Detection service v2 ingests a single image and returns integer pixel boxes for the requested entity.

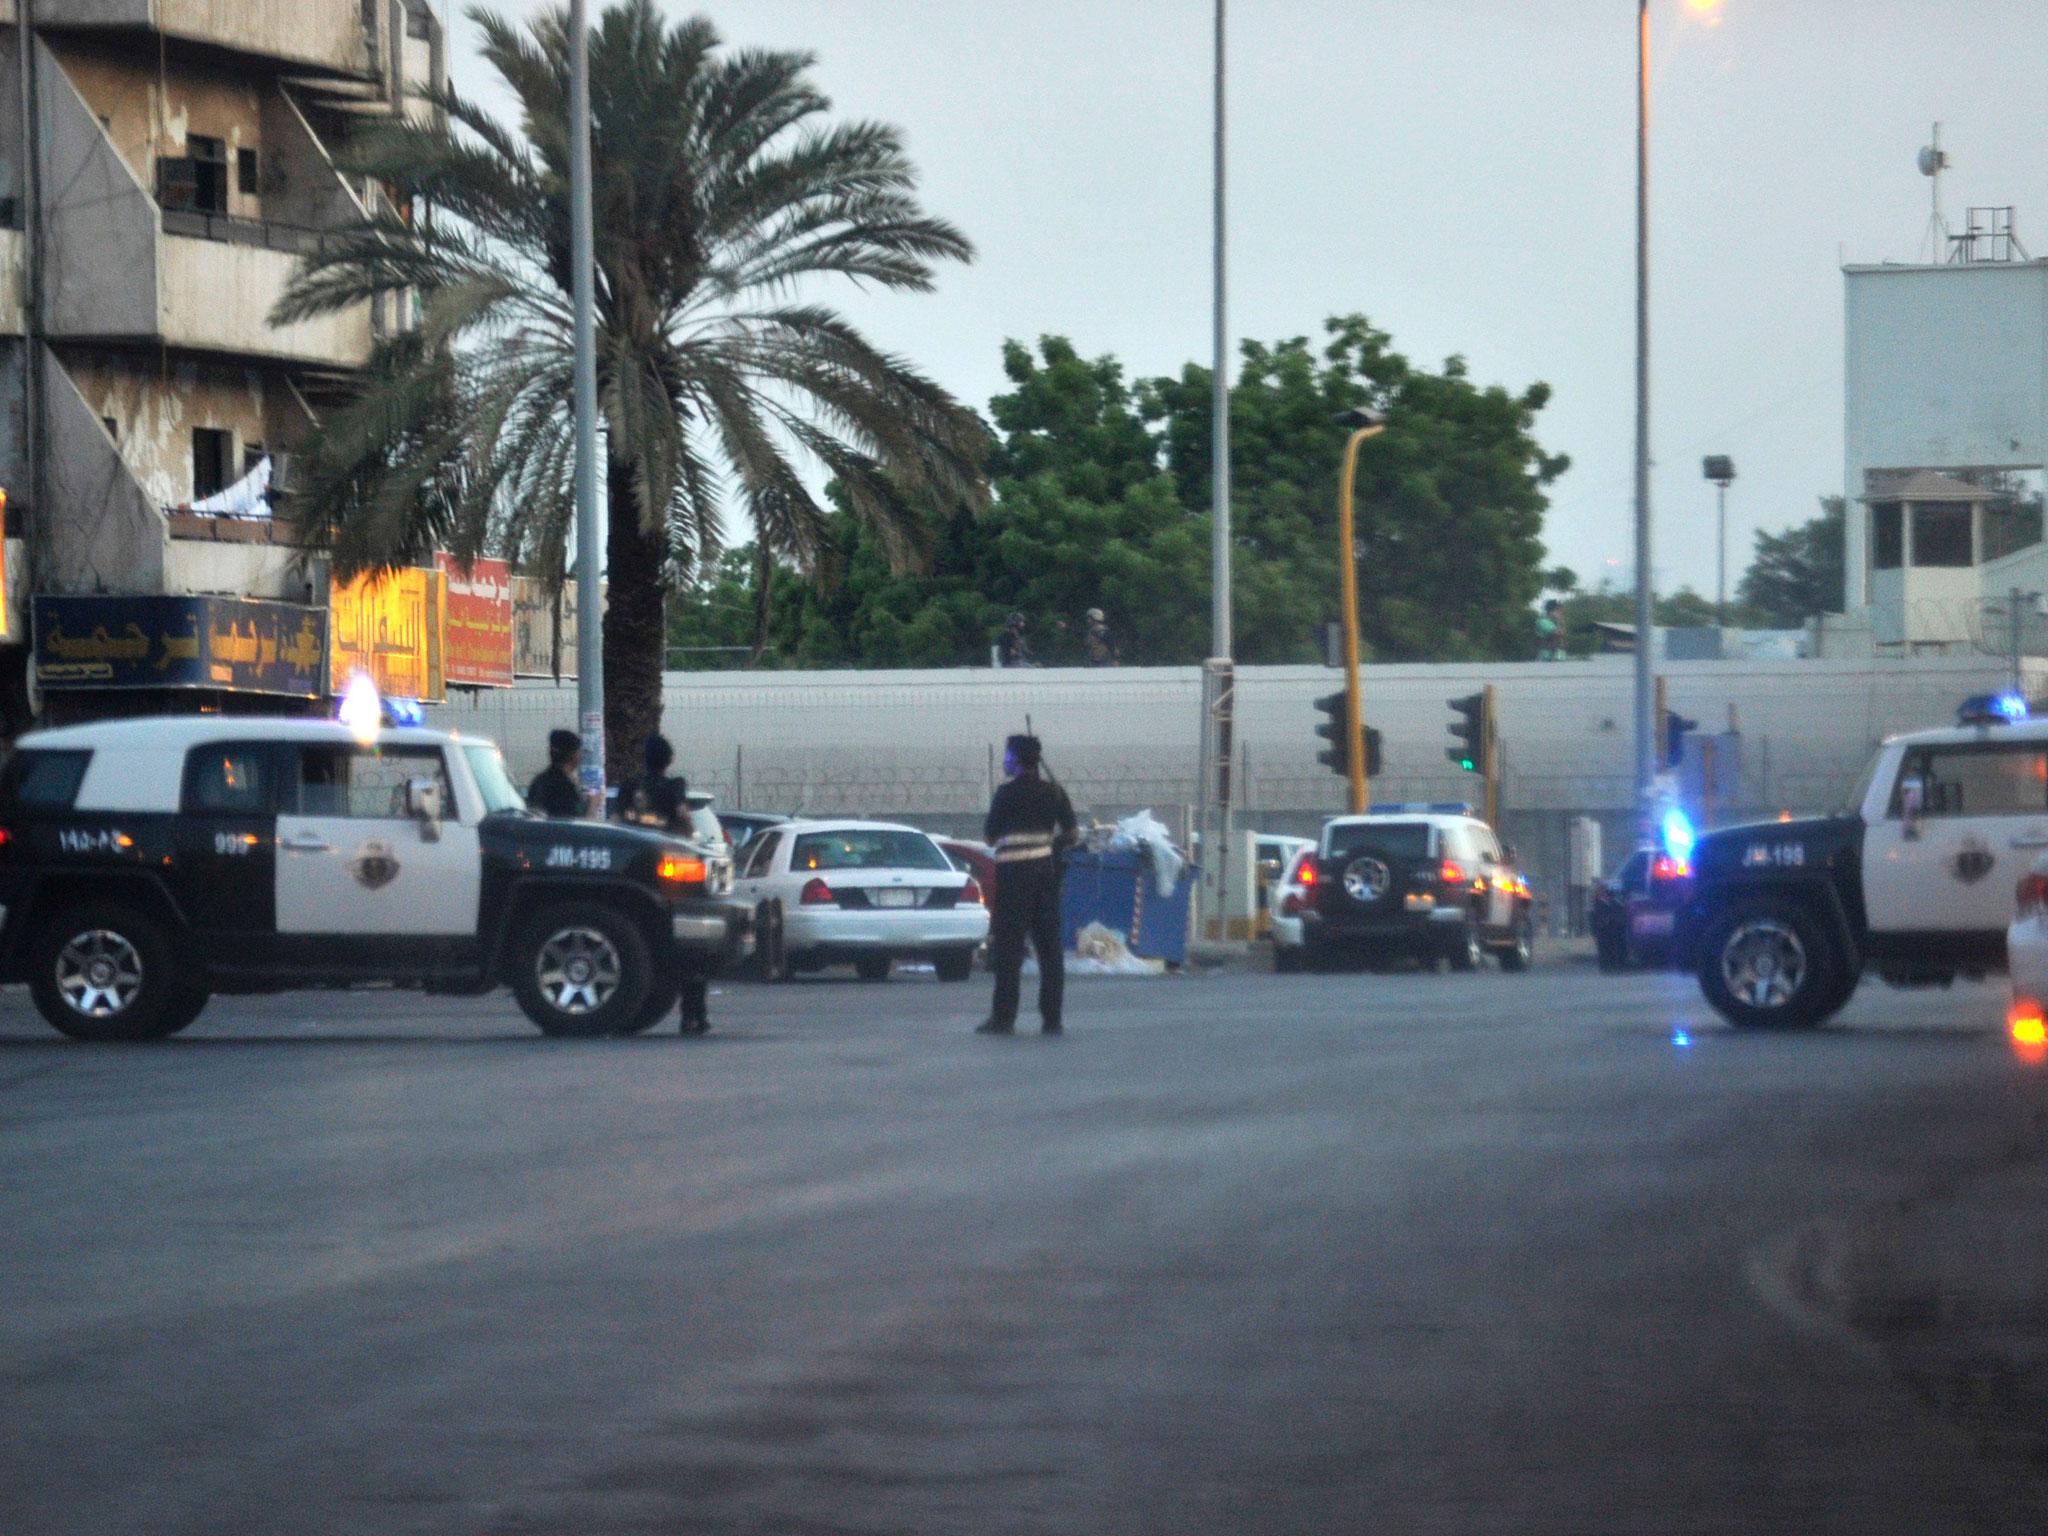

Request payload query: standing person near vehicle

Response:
[996,612,1037,668]
[613,733,713,1034]
[977,733,1079,1036]
[1536,598,1565,661]
[1083,608,1119,667]
[526,729,584,818]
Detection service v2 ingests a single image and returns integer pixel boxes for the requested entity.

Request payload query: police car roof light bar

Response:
[1958,692,2028,727]
[1364,802,1477,817]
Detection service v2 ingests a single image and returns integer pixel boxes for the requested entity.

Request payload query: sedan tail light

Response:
[1439,860,1468,887]
[800,877,836,906]
[1297,860,1318,888]
[961,877,985,906]
[2018,871,2048,918]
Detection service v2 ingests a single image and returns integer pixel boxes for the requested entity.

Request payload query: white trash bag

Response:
[1108,809,1185,896]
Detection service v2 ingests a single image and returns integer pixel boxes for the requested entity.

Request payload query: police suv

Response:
[1679,695,2047,1029]
[0,717,747,1040]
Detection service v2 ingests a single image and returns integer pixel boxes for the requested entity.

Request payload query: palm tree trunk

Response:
[749,542,773,666]
[603,458,668,786]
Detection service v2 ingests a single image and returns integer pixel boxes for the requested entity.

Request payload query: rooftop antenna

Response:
[1917,124,1951,264]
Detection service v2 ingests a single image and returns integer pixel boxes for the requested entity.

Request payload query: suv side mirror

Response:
[407,776,443,841]
[1899,776,1925,841]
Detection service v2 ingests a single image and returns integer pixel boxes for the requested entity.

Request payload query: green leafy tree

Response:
[277,0,985,773]
[1142,316,1569,661]
[1736,497,1846,628]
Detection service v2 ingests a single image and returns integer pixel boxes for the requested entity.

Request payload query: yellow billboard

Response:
[329,567,447,702]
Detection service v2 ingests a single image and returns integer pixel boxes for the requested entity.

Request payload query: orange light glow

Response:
[2010,1001,2047,1049]
[1297,861,1318,888]
[1684,0,1724,23]
[657,855,707,884]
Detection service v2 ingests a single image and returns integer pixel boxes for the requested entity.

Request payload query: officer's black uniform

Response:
[526,763,582,818]
[616,736,711,1034]
[979,736,1078,1035]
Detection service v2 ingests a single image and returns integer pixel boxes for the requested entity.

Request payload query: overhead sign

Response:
[329,568,446,702]
[435,553,514,688]
[33,595,327,696]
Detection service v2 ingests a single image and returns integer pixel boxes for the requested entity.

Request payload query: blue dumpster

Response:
[1059,849,1196,966]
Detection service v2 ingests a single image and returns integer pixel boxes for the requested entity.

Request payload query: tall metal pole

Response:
[1715,482,1729,622]
[1197,0,1236,937]
[568,0,605,814]
[17,1,46,606]
[1210,0,1230,662]
[1336,422,1385,814]
[1632,0,1655,841]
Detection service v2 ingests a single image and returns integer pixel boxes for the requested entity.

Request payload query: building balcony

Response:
[31,0,377,82]
[158,219,373,368]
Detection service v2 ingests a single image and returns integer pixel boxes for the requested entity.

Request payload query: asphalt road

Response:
[3,952,2045,1535]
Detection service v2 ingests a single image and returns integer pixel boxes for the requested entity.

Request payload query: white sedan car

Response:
[1269,846,1317,971]
[734,820,989,982]
[2006,856,2048,1051]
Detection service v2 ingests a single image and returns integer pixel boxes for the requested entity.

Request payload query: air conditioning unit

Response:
[267,452,295,495]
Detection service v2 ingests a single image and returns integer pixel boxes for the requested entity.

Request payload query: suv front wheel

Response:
[29,904,191,1042]
[1698,898,1847,1029]
[512,902,653,1038]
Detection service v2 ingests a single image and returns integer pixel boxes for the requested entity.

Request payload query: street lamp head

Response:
[1702,454,1735,486]
[1334,407,1386,431]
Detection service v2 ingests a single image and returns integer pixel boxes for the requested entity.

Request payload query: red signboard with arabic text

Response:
[435,553,515,688]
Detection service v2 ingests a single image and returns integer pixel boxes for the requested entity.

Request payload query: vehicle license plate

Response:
[876,888,916,908]
[1631,910,1675,936]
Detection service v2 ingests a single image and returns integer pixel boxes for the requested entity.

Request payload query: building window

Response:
[188,135,228,215]
[1911,504,1973,567]
[1871,501,1903,570]
[192,428,234,500]
[237,147,260,197]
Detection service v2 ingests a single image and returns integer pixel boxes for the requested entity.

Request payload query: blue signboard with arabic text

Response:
[33,595,328,697]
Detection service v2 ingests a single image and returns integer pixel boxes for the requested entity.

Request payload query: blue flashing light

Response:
[1671,1027,1692,1049]
[1370,802,1477,817]
[382,697,426,728]
[1959,692,2029,727]
[1660,807,1697,866]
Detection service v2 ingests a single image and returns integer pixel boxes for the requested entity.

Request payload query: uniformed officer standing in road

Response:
[527,729,584,817]
[977,734,1079,1036]
[614,733,712,1034]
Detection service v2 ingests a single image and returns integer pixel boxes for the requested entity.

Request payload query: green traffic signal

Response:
[1446,691,1484,773]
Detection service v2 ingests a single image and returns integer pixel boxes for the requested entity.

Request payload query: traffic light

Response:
[1315,691,1381,779]
[1446,692,1484,772]
[1315,691,1348,775]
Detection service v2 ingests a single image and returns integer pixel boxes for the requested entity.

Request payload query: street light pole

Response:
[568,0,605,814]
[1197,0,1236,938]
[1335,411,1387,814]
[1703,455,1736,624]
[1632,0,1655,842]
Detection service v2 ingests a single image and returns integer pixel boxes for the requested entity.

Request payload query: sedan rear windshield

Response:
[792,829,951,873]
[1324,822,1432,862]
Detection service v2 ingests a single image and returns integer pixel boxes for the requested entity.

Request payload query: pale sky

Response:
[445,0,2048,600]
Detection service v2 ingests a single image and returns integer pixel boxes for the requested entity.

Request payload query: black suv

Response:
[1299,811,1533,971]
[0,717,749,1040]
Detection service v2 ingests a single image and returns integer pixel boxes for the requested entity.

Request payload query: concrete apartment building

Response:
[0,1,444,722]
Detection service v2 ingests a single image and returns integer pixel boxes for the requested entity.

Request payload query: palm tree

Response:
[275,0,987,777]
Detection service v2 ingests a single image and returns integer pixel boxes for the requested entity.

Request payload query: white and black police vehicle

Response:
[1679,693,2048,1029]
[0,714,747,1040]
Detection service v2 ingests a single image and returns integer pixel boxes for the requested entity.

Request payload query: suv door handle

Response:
[279,833,332,853]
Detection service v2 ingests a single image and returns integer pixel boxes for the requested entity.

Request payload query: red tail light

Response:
[1279,893,1304,917]
[2018,872,2048,918]
[800,877,836,906]
[1439,860,1468,887]
[1297,860,1318,888]
[961,877,985,906]
[1652,855,1691,882]
[0,826,12,848]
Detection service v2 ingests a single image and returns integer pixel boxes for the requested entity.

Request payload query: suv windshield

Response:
[1324,822,1432,862]
[462,742,528,815]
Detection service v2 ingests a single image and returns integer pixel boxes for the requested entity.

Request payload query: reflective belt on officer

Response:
[995,831,1056,863]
